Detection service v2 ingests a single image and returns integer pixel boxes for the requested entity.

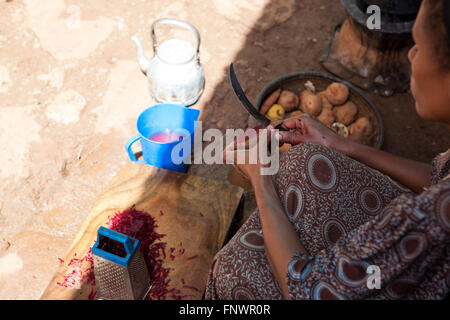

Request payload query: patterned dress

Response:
[205,143,450,300]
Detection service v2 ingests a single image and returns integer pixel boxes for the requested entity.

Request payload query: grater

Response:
[92,226,152,300]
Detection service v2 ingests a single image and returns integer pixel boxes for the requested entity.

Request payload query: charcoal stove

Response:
[321,0,422,96]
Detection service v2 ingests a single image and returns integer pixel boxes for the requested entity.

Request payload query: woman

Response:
[205,0,450,300]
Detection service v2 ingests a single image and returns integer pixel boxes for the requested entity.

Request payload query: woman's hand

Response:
[275,114,348,152]
[222,128,269,182]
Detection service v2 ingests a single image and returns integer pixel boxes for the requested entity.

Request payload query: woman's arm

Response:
[223,131,306,299]
[249,171,307,299]
[336,139,432,193]
[277,116,432,193]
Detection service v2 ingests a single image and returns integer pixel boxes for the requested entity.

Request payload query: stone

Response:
[24,0,115,60]
[0,65,10,93]
[0,106,41,180]
[0,253,23,275]
[94,60,151,135]
[37,68,65,90]
[45,90,86,124]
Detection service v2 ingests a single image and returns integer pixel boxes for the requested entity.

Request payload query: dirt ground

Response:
[0,0,449,300]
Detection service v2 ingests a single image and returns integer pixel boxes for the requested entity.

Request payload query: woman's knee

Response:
[277,143,335,180]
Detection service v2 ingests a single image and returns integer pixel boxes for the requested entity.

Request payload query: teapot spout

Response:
[131,35,151,76]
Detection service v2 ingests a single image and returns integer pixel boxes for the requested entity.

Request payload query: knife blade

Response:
[229,63,273,127]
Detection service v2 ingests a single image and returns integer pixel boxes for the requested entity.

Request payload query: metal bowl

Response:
[359,0,422,16]
[254,72,384,149]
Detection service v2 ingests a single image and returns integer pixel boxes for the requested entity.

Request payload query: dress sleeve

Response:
[286,181,450,300]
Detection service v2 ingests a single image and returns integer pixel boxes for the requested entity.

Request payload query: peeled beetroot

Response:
[57,206,199,300]
[278,90,299,112]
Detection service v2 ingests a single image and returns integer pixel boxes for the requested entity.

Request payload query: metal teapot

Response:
[132,19,205,106]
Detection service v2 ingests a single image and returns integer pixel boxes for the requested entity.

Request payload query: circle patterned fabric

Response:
[205,143,450,300]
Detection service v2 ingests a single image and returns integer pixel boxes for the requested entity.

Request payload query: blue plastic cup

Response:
[125,104,200,173]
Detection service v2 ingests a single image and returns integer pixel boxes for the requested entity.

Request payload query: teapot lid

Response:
[157,39,195,65]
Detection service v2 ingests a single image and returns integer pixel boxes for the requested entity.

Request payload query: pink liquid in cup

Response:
[149,130,184,143]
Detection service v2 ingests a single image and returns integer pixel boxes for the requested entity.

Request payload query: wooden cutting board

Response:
[40,162,243,300]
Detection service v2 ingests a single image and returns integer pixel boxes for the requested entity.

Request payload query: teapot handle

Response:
[151,18,201,62]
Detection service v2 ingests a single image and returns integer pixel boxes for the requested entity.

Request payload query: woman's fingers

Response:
[223,139,238,163]
[275,130,304,146]
[223,126,277,164]
[280,114,313,130]
[223,135,256,164]
[281,117,302,130]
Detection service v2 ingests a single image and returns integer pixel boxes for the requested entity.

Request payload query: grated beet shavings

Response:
[182,285,200,292]
[185,255,198,261]
[57,205,198,300]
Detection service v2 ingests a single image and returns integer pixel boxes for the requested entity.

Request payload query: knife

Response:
[229,63,285,130]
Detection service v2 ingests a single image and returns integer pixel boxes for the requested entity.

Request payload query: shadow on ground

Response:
[188,0,450,225]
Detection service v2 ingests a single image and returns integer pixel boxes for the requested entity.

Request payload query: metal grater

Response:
[92,226,152,300]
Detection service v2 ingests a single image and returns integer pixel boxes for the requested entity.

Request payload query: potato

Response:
[266,104,285,120]
[299,90,322,116]
[286,110,304,119]
[304,81,316,93]
[318,91,333,109]
[349,117,373,137]
[325,82,349,105]
[270,119,284,128]
[333,101,358,125]
[331,122,349,138]
[278,90,299,112]
[317,108,335,127]
[348,117,373,145]
[279,143,293,154]
[260,89,282,115]
[348,130,372,145]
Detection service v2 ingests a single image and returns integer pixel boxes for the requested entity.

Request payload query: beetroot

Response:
[57,205,199,300]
